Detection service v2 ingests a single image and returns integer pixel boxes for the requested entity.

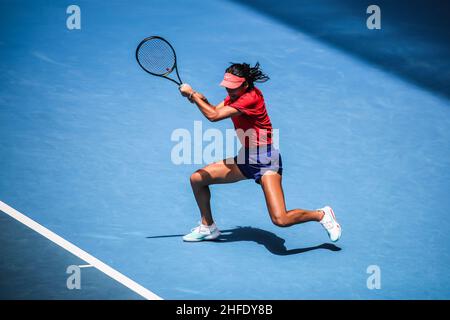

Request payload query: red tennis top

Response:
[224,87,273,148]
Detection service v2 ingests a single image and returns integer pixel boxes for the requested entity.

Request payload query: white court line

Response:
[0,200,163,300]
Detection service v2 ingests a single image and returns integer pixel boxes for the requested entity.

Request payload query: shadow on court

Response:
[232,0,450,99]
[146,226,341,256]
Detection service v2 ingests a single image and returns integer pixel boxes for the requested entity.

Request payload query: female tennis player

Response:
[179,63,341,242]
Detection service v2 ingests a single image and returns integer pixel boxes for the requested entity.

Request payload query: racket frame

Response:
[135,36,183,86]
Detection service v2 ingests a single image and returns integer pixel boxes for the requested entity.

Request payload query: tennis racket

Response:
[135,36,183,86]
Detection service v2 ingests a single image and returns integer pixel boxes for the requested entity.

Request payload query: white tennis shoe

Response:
[183,222,221,242]
[318,206,341,242]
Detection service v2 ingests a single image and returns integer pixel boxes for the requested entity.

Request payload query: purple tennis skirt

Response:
[234,144,283,184]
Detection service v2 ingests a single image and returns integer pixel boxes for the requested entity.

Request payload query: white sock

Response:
[202,222,216,229]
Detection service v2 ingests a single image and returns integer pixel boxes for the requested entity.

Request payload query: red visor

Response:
[220,73,246,89]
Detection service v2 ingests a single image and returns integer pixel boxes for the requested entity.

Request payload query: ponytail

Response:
[225,62,269,89]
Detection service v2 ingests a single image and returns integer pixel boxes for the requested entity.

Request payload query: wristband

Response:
[188,91,196,100]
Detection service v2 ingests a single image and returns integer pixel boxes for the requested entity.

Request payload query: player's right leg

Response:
[183,158,247,242]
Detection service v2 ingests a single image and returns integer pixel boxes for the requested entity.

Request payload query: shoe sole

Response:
[327,206,342,242]
[183,232,221,242]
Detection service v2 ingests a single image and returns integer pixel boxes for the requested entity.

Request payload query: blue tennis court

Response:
[1,0,449,300]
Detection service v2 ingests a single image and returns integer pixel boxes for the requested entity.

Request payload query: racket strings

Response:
[137,39,176,75]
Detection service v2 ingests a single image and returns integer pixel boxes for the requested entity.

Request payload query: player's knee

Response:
[190,171,205,187]
[270,214,289,227]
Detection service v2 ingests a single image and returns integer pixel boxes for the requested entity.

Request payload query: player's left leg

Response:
[260,172,323,227]
[260,172,341,241]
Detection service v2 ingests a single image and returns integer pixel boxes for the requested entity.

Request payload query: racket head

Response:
[135,36,182,85]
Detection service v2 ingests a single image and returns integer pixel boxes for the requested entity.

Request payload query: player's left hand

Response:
[179,83,194,97]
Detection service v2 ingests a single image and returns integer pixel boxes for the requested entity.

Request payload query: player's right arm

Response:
[179,84,240,122]
[187,92,224,110]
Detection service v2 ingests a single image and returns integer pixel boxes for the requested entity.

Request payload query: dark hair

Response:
[225,62,269,89]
